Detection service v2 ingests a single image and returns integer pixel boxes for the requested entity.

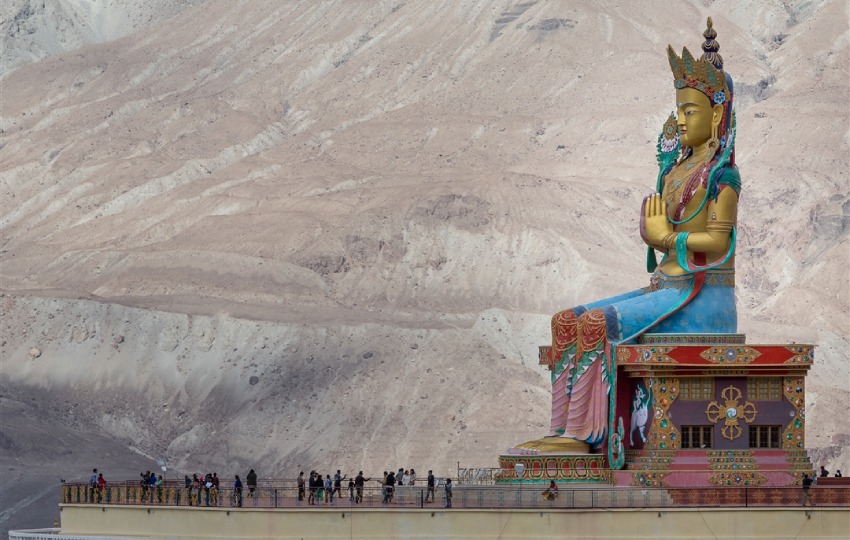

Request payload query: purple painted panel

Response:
[668,377,782,450]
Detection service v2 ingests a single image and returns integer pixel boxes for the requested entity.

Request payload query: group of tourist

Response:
[298,470,348,504]
[179,469,258,507]
[801,464,844,507]
[374,468,410,503]
[85,465,458,508]
[87,468,107,502]
[89,459,845,511]
[819,465,842,478]
[139,470,166,503]
[85,468,166,504]
[294,468,449,506]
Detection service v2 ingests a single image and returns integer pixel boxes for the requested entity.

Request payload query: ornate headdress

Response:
[659,18,735,160]
[667,17,730,106]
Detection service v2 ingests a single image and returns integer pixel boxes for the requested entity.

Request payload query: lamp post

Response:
[514,463,525,508]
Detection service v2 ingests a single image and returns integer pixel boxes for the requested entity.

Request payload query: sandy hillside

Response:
[1,0,848,533]
[1,0,204,74]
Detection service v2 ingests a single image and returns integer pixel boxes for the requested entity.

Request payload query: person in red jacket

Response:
[97,473,107,502]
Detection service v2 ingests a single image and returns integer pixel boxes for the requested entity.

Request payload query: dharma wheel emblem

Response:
[705,385,756,441]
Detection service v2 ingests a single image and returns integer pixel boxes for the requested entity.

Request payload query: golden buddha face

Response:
[676,87,723,148]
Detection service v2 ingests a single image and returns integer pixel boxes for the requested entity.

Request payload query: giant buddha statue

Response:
[518,18,739,457]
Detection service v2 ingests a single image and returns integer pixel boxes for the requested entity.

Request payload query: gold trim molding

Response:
[700,346,761,364]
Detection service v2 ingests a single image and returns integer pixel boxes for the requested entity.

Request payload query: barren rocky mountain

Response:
[1,0,205,74]
[1,0,848,533]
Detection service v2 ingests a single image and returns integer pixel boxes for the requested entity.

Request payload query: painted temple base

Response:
[611,333,813,489]
[499,333,815,488]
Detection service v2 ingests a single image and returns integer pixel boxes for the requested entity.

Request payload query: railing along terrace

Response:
[61,481,850,509]
[8,529,136,540]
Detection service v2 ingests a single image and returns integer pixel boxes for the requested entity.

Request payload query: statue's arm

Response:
[683,186,738,253]
[643,182,738,254]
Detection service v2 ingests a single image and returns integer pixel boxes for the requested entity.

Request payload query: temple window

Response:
[681,425,713,449]
[749,425,782,448]
[746,377,782,400]
[679,378,714,400]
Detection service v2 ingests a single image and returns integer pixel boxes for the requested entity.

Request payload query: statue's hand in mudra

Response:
[641,193,674,248]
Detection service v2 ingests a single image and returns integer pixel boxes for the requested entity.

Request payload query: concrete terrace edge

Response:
[53,504,850,539]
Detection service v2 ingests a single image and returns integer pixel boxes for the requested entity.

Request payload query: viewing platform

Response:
[9,481,849,540]
[56,479,850,509]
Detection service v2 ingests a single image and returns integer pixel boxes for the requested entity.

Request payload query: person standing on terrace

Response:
[88,469,98,502]
[802,473,814,506]
[233,475,243,508]
[154,475,164,503]
[324,474,333,504]
[333,470,345,501]
[97,473,107,502]
[246,469,257,498]
[308,471,318,505]
[425,470,435,503]
[297,471,305,502]
[354,471,369,503]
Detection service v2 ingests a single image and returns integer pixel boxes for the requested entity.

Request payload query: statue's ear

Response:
[712,103,724,128]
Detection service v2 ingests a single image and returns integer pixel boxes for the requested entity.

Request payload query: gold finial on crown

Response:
[667,18,729,105]
[701,17,723,70]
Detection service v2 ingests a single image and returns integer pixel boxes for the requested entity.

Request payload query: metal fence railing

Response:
[7,529,136,540]
[60,482,850,509]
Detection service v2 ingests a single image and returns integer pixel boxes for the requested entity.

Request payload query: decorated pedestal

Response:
[611,333,813,489]
[497,333,814,488]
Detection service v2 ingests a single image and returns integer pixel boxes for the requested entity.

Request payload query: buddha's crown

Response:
[667,18,730,105]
